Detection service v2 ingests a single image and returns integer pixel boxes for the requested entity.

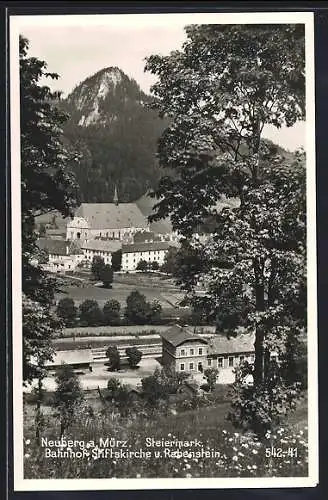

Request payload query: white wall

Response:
[122,248,167,271]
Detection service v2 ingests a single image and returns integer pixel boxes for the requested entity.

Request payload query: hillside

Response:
[61,67,167,203]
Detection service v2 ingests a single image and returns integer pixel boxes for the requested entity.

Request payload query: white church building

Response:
[66,188,149,242]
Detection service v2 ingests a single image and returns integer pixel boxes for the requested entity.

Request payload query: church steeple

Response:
[113,184,119,206]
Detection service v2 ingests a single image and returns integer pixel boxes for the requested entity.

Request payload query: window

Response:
[208,358,212,366]
[190,348,194,356]
[198,348,203,355]
[228,356,234,367]
[189,363,194,371]
[180,363,185,371]
[239,355,245,364]
[218,357,223,368]
[180,349,185,356]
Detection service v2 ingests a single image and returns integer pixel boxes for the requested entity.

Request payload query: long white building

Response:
[121,241,178,272]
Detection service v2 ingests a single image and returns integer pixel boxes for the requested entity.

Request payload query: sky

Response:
[14,14,308,152]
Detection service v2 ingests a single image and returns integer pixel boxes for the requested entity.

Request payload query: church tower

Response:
[113,184,119,206]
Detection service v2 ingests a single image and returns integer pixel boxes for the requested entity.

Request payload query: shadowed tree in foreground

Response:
[20,35,80,384]
[145,24,306,434]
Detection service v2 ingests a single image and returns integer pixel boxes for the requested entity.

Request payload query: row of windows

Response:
[180,362,200,371]
[179,351,255,367]
[85,250,111,256]
[179,355,255,372]
[180,348,203,356]
[214,354,255,368]
[126,251,164,259]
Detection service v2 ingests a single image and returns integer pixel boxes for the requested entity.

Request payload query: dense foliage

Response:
[20,36,80,382]
[146,24,306,433]
[106,345,121,371]
[103,299,121,326]
[79,299,103,326]
[53,365,85,436]
[124,290,163,325]
[60,67,167,202]
[56,298,77,327]
[99,264,114,288]
[125,347,142,368]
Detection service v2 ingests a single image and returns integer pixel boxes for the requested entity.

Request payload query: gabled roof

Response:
[207,333,255,355]
[161,325,208,348]
[45,349,93,367]
[37,238,69,256]
[81,240,122,252]
[122,241,178,254]
[72,203,147,230]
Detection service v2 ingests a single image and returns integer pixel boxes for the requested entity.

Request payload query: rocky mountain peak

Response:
[64,66,147,128]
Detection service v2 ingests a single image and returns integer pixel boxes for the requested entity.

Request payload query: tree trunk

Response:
[254,259,265,385]
[35,376,43,443]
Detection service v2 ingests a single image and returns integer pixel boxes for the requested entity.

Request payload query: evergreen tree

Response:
[111,250,122,272]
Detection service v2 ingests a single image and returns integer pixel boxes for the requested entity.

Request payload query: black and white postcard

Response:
[10,11,318,491]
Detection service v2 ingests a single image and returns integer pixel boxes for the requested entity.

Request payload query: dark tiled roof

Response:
[81,240,122,252]
[161,326,208,348]
[207,333,255,355]
[73,203,147,230]
[122,241,178,254]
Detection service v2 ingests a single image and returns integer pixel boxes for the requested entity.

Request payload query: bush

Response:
[125,347,142,368]
[106,345,121,371]
[203,367,219,391]
[148,300,162,324]
[150,261,160,271]
[56,298,77,327]
[53,365,84,436]
[136,260,149,272]
[103,300,121,326]
[106,377,130,407]
[227,361,303,436]
[79,299,103,326]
